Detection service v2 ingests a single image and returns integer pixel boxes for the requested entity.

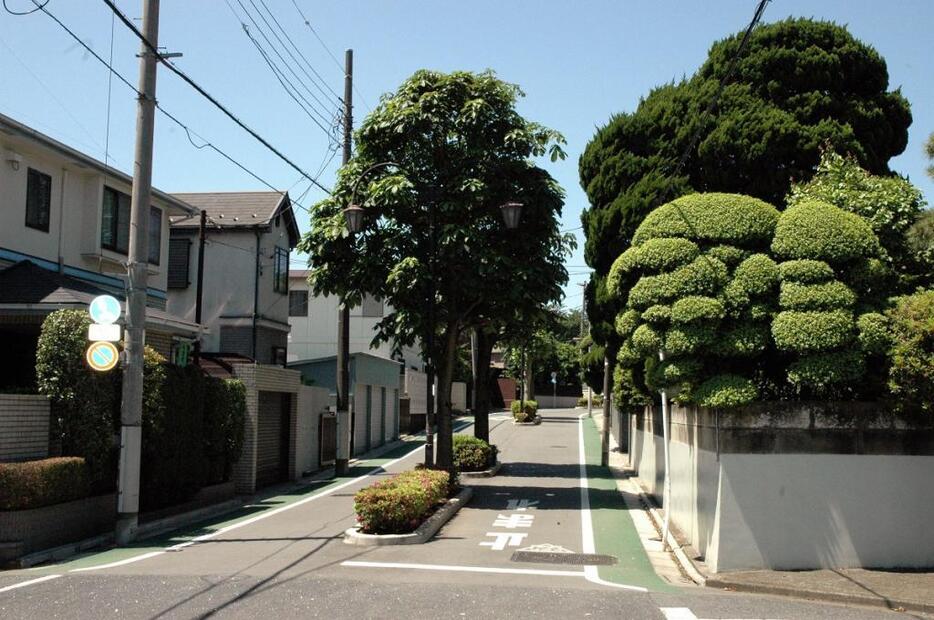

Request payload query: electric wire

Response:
[2,0,46,15]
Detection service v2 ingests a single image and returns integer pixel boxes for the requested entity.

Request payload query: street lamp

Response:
[341,161,522,468]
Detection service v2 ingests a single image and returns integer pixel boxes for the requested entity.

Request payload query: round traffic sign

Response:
[86,341,119,372]
[89,295,121,325]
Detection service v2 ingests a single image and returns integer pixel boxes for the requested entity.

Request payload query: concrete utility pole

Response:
[193,209,206,362]
[601,355,611,467]
[116,0,160,545]
[335,49,353,476]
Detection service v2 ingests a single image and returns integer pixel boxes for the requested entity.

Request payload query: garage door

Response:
[256,392,290,488]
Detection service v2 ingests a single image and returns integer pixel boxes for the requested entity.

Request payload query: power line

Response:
[98,0,333,195]
[2,0,46,15]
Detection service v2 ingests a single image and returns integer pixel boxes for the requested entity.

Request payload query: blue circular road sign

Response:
[89,295,121,325]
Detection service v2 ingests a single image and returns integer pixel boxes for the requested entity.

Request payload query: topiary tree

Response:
[608,193,780,408]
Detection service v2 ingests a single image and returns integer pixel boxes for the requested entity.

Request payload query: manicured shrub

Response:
[671,296,725,323]
[772,200,879,263]
[886,290,934,425]
[787,349,865,389]
[712,323,770,357]
[615,309,641,338]
[646,358,702,390]
[692,374,757,408]
[729,254,780,297]
[453,435,496,471]
[772,310,854,352]
[641,305,672,325]
[664,324,717,356]
[856,312,890,355]
[632,193,779,247]
[613,238,699,275]
[707,244,748,266]
[0,457,89,510]
[511,399,538,422]
[627,256,728,308]
[631,324,663,356]
[779,259,835,284]
[353,469,452,534]
[779,281,856,311]
[576,393,604,407]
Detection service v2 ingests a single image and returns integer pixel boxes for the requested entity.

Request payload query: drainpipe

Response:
[57,168,67,272]
[252,229,261,361]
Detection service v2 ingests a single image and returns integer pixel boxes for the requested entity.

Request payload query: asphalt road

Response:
[0,408,912,619]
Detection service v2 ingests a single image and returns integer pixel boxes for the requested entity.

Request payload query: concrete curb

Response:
[460,460,502,478]
[343,486,473,546]
[704,576,934,616]
[513,416,542,426]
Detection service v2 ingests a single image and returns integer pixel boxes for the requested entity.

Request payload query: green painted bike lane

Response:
[581,414,676,593]
[18,437,430,575]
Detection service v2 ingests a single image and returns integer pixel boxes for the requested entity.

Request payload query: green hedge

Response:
[631,324,663,356]
[664,324,717,356]
[671,296,725,323]
[202,378,247,485]
[627,256,728,309]
[0,457,89,511]
[641,304,672,325]
[730,254,780,297]
[707,244,749,266]
[712,323,770,357]
[772,310,854,352]
[632,193,779,247]
[353,469,452,534]
[453,435,497,472]
[772,200,879,263]
[647,358,702,390]
[787,349,865,389]
[613,238,699,275]
[692,374,758,409]
[886,290,934,424]
[779,281,856,311]
[779,259,835,284]
[615,309,641,338]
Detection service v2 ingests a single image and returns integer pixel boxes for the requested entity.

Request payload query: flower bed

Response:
[353,469,453,535]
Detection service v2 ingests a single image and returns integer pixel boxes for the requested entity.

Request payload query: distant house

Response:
[0,112,200,389]
[166,191,299,366]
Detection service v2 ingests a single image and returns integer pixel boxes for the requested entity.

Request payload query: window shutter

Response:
[168,237,191,288]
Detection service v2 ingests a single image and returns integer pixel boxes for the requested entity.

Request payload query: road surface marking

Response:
[342,560,585,578]
[577,413,649,593]
[492,513,534,528]
[505,499,538,511]
[660,608,699,620]
[0,574,61,593]
[69,442,429,572]
[480,532,528,550]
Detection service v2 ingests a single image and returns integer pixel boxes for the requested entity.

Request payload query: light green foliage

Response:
[772,200,879,263]
[779,281,856,311]
[856,312,890,355]
[627,256,728,309]
[886,291,934,425]
[779,259,835,284]
[708,245,749,267]
[641,305,672,325]
[787,349,866,389]
[693,374,758,409]
[712,323,770,357]
[664,324,717,356]
[724,254,779,307]
[632,193,779,247]
[618,338,641,366]
[615,238,700,275]
[647,358,703,390]
[631,324,663,356]
[772,310,854,352]
[671,296,725,323]
[615,309,641,338]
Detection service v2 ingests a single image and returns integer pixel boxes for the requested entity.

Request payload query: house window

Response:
[273,246,289,293]
[167,237,191,288]
[272,346,287,367]
[101,186,161,265]
[25,168,52,232]
[361,294,383,318]
[289,290,308,317]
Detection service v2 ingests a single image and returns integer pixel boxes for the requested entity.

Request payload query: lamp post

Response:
[342,164,521,467]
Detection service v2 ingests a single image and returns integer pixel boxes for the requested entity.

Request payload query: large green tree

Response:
[579,17,912,359]
[298,70,568,469]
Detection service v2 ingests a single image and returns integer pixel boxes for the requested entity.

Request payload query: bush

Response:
[787,349,865,390]
[631,324,663,356]
[772,310,854,352]
[615,309,641,338]
[856,312,891,355]
[712,323,770,357]
[0,457,90,510]
[707,244,749,266]
[779,281,856,311]
[664,324,717,356]
[632,193,779,247]
[692,374,757,408]
[353,469,452,534]
[779,259,835,284]
[886,290,934,425]
[641,304,672,325]
[613,238,699,275]
[453,435,496,471]
[772,200,879,263]
[671,296,725,323]
[729,254,780,297]
[627,256,728,308]
[202,378,247,485]
[511,399,538,415]
[576,393,604,407]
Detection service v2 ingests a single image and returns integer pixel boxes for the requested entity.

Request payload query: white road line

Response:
[0,574,62,593]
[70,442,428,572]
[342,560,586,578]
[660,608,699,620]
[577,413,649,593]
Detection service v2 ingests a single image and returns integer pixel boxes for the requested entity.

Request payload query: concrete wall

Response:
[451,382,467,412]
[630,403,934,572]
[296,385,330,476]
[538,395,581,409]
[405,368,429,415]
[0,394,49,462]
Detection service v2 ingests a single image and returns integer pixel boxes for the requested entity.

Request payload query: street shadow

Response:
[465,483,639,513]
[498,461,607,479]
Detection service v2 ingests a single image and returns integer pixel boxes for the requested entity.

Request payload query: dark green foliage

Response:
[353,469,452,534]
[856,312,890,355]
[730,254,780,297]
[201,379,247,485]
[779,259,836,284]
[787,349,865,389]
[0,457,89,510]
[712,323,770,357]
[511,399,538,419]
[693,375,757,409]
[627,256,728,309]
[772,200,879,263]
[772,310,854,352]
[664,324,718,356]
[779,281,856,311]
[612,364,652,413]
[647,358,703,390]
[886,290,934,425]
[453,435,496,472]
[632,193,778,247]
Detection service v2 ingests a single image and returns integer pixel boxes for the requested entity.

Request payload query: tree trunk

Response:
[472,329,496,443]
[525,356,535,401]
[434,319,460,471]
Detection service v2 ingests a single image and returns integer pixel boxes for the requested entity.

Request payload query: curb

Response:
[513,416,542,426]
[343,486,473,546]
[460,460,502,478]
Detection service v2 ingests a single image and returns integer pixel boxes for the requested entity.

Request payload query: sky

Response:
[1,0,932,312]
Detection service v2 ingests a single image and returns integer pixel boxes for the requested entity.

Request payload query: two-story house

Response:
[0,113,200,389]
[166,192,299,365]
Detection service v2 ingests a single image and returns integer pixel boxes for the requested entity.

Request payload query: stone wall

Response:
[0,394,49,462]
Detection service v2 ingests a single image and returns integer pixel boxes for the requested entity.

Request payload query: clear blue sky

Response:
[2,1,931,310]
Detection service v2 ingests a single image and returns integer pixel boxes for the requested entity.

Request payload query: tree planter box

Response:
[343,486,473,546]
[629,402,934,573]
[0,493,115,564]
[460,460,502,478]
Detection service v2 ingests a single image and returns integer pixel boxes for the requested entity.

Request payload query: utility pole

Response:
[335,49,353,476]
[116,0,160,545]
[193,209,206,362]
[601,355,611,467]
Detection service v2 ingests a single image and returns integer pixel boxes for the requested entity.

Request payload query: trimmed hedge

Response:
[641,304,672,325]
[0,457,90,511]
[671,296,725,323]
[453,435,497,472]
[615,309,641,338]
[779,259,835,284]
[631,324,663,356]
[632,193,779,247]
[627,256,728,309]
[772,310,854,352]
[664,324,717,356]
[772,200,879,263]
[886,290,934,424]
[613,238,699,275]
[511,399,538,422]
[707,244,749,266]
[692,374,758,409]
[353,469,452,534]
[787,349,865,389]
[712,323,770,357]
[779,281,856,311]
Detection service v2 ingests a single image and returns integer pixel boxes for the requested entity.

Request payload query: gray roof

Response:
[170,191,300,247]
[0,112,197,216]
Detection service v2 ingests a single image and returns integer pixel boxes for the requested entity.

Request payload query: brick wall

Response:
[0,394,50,462]
[146,331,173,358]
